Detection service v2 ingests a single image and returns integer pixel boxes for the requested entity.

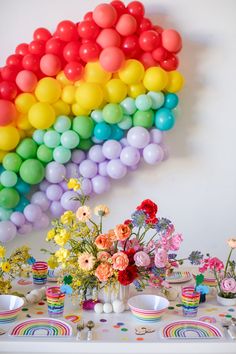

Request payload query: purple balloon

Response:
[50,201,65,217]
[65,162,79,179]
[98,160,109,177]
[31,191,51,211]
[106,159,127,179]
[33,213,50,229]
[46,184,63,201]
[24,204,42,223]
[79,159,98,178]
[18,222,33,235]
[120,146,140,166]
[45,162,66,183]
[102,140,122,160]
[88,145,105,163]
[120,138,129,147]
[129,163,139,171]
[92,175,110,194]
[80,178,92,195]
[10,212,26,227]
[160,143,169,161]
[92,137,103,144]
[71,149,86,164]
[60,180,69,191]
[143,143,164,164]
[150,128,163,144]
[39,180,51,192]
[127,127,150,149]
[60,191,80,211]
[0,221,17,242]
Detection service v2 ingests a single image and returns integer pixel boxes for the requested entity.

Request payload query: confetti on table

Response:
[113,325,120,329]
[176,304,183,307]
[36,311,44,315]
[38,301,45,306]
[26,314,31,318]
[100,319,107,323]
[168,306,175,310]
[225,314,232,318]
[121,328,128,332]
[22,308,29,312]
[117,322,125,326]
[228,308,235,312]
[136,337,144,341]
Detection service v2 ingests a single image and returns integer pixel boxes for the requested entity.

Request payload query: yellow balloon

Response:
[128,82,146,98]
[104,79,127,103]
[119,59,145,85]
[74,80,85,87]
[75,83,104,110]
[84,61,111,84]
[112,72,120,79]
[143,67,168,92]
[28,102,55,129]
[0,125,20,151]
[16,113,32,131]
[15,93,36,114]
[0,150,7,162]
[18,129,27,139]
[52,100,71,116]
[61,85,76,104]
[71,103,91,116]
[25,129,34,137]
[165,71,185,93]
[56,71,72,86]
[35,77,61,103]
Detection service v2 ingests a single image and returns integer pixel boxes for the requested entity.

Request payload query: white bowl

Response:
[128,294,169,313]
[0,295,24,323]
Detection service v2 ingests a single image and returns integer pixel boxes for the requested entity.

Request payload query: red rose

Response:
[137,199,158,218]
[124,219,132,226]
[118,265,138,286]
[124,248,136,264]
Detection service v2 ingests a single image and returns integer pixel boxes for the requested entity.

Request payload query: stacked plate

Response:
[128,294,169,322]
[0,295,24,323]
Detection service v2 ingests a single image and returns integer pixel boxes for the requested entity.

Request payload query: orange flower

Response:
[112,252,129,271]
[227,238,236,249]
[114,224,131,241]
[107,229,117,242]
[95,234,112,250]
[95,263,113,282]
[97,251,111,262]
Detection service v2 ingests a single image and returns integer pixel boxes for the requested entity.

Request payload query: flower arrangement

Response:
[45,179,202,301]
[199,239,236,299]
[0,244,33,294]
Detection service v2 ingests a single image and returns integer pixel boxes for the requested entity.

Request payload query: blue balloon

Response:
[155,108,175,131]
[93,122,112,140]
[15,178,30,195]
[110,125,124,141]
[14,196,30,212]
[164,93,179,109]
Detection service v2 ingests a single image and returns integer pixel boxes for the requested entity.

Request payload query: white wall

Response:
[0,0,236,261]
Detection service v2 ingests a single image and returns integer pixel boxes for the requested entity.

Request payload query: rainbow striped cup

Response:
[0,295,24,324]
[32,261,48,285]
[46,286,65,318]
[181,286,200,317]
[128,294,169,322]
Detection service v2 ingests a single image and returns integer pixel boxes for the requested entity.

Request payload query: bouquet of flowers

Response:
[45,179,202,300]
[199,239,236,299]
[0,244,33,294]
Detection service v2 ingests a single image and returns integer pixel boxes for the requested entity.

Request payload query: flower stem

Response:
[224,248,233,278]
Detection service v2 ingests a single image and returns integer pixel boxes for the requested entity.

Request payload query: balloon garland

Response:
[0,1,184,242]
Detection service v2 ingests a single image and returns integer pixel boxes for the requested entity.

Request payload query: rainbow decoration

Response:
[0,295,24,324]
[46,286,65,317]
[0,308,22,324]
[193,274,217,287]
[129,307,167,322]
[166,271,192,284]
[0,1,185,243]
[181,286,200,317]
[32,261,48,285]
[162,320,223,339]
[10,318,72,337]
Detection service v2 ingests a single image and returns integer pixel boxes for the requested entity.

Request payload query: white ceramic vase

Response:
[216,294,236,306]
[98,283,130,304]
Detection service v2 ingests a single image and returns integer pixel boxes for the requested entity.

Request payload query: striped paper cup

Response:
[128,294,169,322]
[46,286,65,317]
[0,295,24,324]
[32,261,48,285]
[181,286,200,317]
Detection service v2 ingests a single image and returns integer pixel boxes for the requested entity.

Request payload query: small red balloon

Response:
[96,28,121,49]
[121,35,141,58]
[6,54,22,68]
[93,3,118,28]
[110,1,126,17]
[64,61,84,81]
[161,29,182,53]
[153,25,163,34]
[83,11,93,21]
[40,54,61,76]
[116,14,137,36]
[45,37,65,57]
[1,65,19,81]
[63,41,81,62]
[139,30,161,52]
[0,99,17,126]
[16,70,38,92]
[56,20,78,42]
[139,52,157,69]
[152,47,168,62]
[29,40,45,56]
[22,54,40,72]
[77,20,100,40]
[79,42,101,63]
[99,46,125,72]
[138,17,153,33]
[15,43,29,56]
[33,27,52,42]
[160,53,179,71]
[127,1,145,19]
[0,81,17,101]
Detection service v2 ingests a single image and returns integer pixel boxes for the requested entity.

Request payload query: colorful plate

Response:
[166,271,192,284]
[162,320,223,339]
[192,274,217,287]
[10,318,72,337]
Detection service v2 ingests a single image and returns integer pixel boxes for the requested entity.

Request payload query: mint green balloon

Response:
[32,130,45,145]
[0,207,12,220]
[37,144,53,163]
[53,146,71,164]
[118,115,133,130]
[2,152,22,172]
[19,159,45,185]
[44,130,61,148]
[0,188,20,209]
[16,138,38,159]
[133,109,154,129]
[61,130,80,149]
[53,115,71,133]
[103,103,123,124]
[78,139,93,151]
[73,116,94,139]
[120,97,136,115]
[135,94,152,111]
[147,91,165,109]
[91,110,103,123]
[0,171,18,187]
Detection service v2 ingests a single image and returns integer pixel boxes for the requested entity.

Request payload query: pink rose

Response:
[169,234,183,251]
[112,252,129,271]
[154,249,168,268]
[134,251,151,267]
[97,251,111,262]
[95,263,113,282]
[221,278,236,294]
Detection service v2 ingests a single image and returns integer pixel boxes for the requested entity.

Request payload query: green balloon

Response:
[72,116,94,139]
[0,170,18,187]
[118,115,133,130]
[133,109,155,129]
[0,207,13,220]
[16,138,38,159]
[103,103,123,124]
[0,188,20,209]
[2,152,22,172]
[0,183,4,191]
[19,159,45,185]
[53,146,71,164]
[78,138,93,151]
[37,144,53,163]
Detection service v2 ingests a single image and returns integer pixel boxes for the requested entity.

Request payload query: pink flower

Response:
[221,278,236,294]
[95,234,112,250]
[154,249,168,268]
[148,274,163,288]
[208,257,224,272]
[120,238,141,252]
[134,251,151,267]
[114,224,131,241]
[97,251,111,262]
[227,238,236,249]
[112,252,129,271]
[169,234,183,251]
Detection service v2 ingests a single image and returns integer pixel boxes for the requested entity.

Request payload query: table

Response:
[0,274,236,354]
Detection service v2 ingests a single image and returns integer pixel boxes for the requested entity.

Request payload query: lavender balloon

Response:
[80,178,92,195]
[120,138,129,147]
[33,213,50,229]
[10,212,26,227]
[18,222,33,235]
[45,162,66,183]
[46,184,63,201]
[71,149,86,164]
[0,221,17,242]
[120,146,141,166]
[106,159,127,179]
[60,180,69,191]
[39,180,51,192]
[102,140,122,160]
[143,143,164,164]
[50,201,65,217]
[31,191,51,211]
[24,204,42,223]
[98,161,109,177]
[79,160,98,179]
[150,128,163,144]
[92,175,110,194]
[127,127,150,149]
[88,145,106,163]
[60,191,80,211]
[65,162,79,179]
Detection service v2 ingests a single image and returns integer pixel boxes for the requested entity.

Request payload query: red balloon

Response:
[139,52,157,69]
[99,46,125,72]
[0,81,18,101]
[116,14,137,36]
[79,42,101,63]
[127,1,145,20]
[29,40,45,56]
[96,28,121,49]
[93,3,118,28]
[138,17,153,34]
[110,1,126,16]
[15,43,29,56]
[64,61,84,81]
[56,20,78,42]
[160,53,179,71]
[153,25,163,34]
[83,11,93,21]
[0,99,17,126]
[77,20,100,40]
[162,29,182,53]
[1,65,19,81]
[121,35,141,58]
[16,70,38,92]
[22,54,40,72]
[139,30,161,52]
[40,54,61,76]
[63,41,81,62]
[45,38,65,57]
[6,54,22,68]
[33,27,52,42]
[152,47,168,62]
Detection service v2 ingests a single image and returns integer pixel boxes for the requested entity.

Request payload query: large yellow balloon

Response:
[75,83,104,110]
[84,62,111,84]
[16,113,32,130]
[35,77,61,103]
[0,126,20,151]
[165,71,185,93]
[15,93,36,114]
[52,100,70,116]
[71,103,91,116]
[61,85,76,104]
[143,67,168,91]
[119,59,145,85]
[56,71,72,86]
[104,79,127,103]
[128,82,146,98]
[28,102,55,129]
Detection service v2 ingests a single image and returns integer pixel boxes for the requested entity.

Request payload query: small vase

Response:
[216,294,236,306]
[98,283,130,304]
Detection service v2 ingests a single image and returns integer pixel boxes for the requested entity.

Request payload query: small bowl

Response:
[128,294,169,322]
[0,295,24,323]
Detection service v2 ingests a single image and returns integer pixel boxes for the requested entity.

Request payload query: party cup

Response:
[181,286,200,317]
[32,261,48,285]
[46,286,65,317]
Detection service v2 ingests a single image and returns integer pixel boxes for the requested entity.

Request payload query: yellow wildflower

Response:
[94,204,110,217]
[46,229,56,241]
[0,246,6,258]
[1,262,11,273]
[74,279,81,287]
[60,211,75,225]
[67,178,81,191]
[47,255,58,269]
[55,248,70,263]
[54,229,71,247]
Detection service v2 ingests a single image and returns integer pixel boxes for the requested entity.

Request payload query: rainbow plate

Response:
[166,271,192,284]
